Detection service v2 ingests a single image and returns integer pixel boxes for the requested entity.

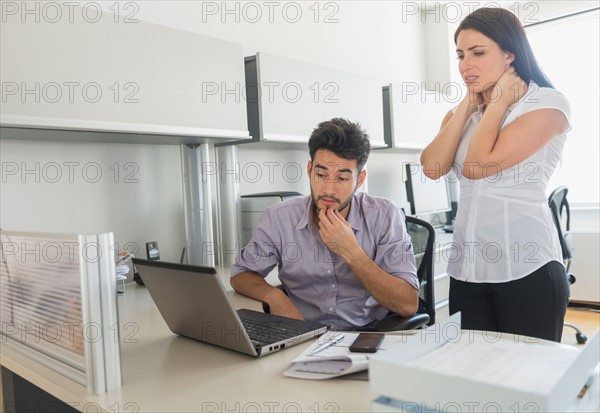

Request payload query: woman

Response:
[420,7,571,342]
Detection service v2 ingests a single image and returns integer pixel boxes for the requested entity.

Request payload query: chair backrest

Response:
[548,186,574,268]
[405,215,436,326]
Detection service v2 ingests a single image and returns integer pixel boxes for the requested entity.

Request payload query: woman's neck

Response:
[482,87,496,108]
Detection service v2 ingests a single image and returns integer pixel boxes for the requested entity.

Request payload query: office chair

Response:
[262,215,436,332]
[369,216,436,331]
[548,186,587,344]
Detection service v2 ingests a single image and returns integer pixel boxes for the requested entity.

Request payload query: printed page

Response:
[405,336,580,394]
[284,331,414,380]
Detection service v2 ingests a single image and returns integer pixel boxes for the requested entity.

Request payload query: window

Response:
[526,9,600,206]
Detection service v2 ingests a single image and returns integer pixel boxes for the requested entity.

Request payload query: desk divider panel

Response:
[0,231,121,394]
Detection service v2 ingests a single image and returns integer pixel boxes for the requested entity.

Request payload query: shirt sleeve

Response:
[230,207,281,278]
[521,86,572,134]
[373,202,419,290]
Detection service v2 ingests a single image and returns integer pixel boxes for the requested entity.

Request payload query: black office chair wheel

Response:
[576,332,588,344]
[564,322,587,344]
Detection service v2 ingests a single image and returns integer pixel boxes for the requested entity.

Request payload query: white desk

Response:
[3,280,598,413]
[1,282,375,412]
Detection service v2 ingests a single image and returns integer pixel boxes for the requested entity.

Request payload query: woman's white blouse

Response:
[448,85,571,283]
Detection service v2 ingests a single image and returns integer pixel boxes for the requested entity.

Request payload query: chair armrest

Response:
[372,313,430,332]
[264,286,430,332]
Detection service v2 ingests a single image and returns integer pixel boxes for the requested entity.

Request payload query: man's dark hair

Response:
[308,118,371,171]
[454,7,553,88]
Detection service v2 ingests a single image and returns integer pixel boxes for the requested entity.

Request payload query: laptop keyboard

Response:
[240,317,299,344]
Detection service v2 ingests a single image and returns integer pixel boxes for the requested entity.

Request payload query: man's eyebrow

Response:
[314,163,353,174]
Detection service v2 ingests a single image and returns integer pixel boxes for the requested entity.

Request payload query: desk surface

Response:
[1,281,374,412]
[2,276,596,413]
[0,232,475,413]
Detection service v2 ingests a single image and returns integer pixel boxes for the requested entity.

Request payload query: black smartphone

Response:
[146,241,160,261]
[349,333,384,353]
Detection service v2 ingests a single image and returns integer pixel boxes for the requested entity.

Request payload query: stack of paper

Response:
[115,252,132,294]
[116,264,129,278]
[284,331,414,380]
[370,314,600,412]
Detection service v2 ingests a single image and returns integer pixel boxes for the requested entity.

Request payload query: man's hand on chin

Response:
[317,208,361,261]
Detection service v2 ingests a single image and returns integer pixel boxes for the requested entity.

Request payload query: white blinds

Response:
[1,233,84,356]
[0,231,121,394]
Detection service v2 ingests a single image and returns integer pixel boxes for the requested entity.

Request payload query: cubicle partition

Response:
[0,231,121,394]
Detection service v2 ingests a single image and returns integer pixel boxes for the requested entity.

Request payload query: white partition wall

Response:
[0,231,121,394]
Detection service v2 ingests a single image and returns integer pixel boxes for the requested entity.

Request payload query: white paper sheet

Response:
[406,335,580,395]
[283,331,414,380]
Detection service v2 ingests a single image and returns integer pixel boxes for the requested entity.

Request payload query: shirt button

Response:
[328,306,334,312]
[327,270,332,274]
[331,284,336,289]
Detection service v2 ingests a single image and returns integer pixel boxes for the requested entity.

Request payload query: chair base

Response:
[564,321,588,344]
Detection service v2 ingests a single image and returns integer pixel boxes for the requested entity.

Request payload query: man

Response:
[231,118,418,330]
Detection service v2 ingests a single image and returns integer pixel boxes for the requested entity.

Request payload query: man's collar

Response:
[345,195,363,232]
[296,197,313,230]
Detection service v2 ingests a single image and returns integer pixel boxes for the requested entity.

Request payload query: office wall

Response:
[2,2,597,285]
[237,148,421,207]
[110,1,425,83]
[1,2,424,262]
[367,151,421,209]
[570,232,600,303]
[419,1,600,88]
[237,146,309,196]
[0,139,187,261]
[570,208,600,302]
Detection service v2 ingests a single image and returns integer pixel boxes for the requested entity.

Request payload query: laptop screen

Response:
[132,258,216,275]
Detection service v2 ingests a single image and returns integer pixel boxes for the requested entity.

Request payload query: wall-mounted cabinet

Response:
[383,83,455,150]
[0,6,250,144]
[244,53,386,148]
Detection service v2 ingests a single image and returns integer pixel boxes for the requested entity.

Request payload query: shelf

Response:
[1,6,249,143]
[243,53,386,147]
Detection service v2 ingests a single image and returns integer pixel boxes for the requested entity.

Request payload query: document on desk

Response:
[370,314,600,413]
[406,336,579,393]
[283,331,414,380]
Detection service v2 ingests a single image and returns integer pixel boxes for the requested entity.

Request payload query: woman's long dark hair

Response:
[454,7,553,88]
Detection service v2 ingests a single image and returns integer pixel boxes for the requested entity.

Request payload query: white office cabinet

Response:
[433,232,453,320]
[245,53,386,147]
[0,6,250,144]
[569,232,600,304]
[383,83,455,149]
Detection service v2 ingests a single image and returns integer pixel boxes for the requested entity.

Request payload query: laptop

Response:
[132,258,327,357]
